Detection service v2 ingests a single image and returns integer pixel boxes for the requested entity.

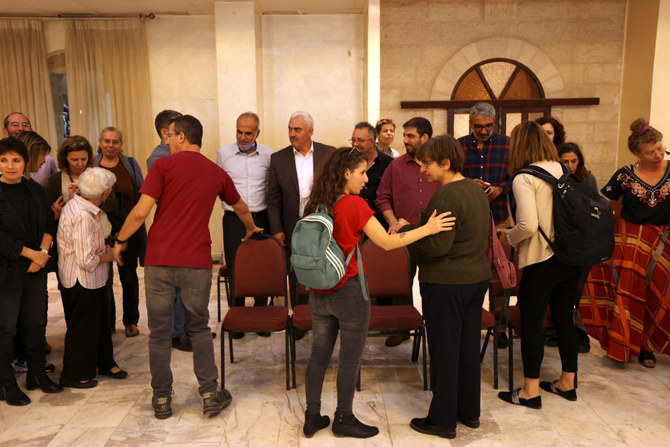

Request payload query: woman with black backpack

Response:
[300,147,454,439]
[498,121,583,409]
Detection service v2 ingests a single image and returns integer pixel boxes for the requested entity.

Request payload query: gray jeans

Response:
[305,277,370,415]
[144,266,217,397]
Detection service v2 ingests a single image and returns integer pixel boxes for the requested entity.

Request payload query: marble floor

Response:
[1,267,669,447]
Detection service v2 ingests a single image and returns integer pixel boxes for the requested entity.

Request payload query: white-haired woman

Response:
[57,167,128,388]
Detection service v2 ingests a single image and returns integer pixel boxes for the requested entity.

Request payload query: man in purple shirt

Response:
[375,117,440,346]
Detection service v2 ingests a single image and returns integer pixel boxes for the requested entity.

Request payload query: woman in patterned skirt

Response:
[580,118,670,367]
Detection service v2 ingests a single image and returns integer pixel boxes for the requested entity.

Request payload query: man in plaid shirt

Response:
[457,102,512,227]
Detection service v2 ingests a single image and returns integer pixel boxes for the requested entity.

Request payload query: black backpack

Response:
[516,164,615,266]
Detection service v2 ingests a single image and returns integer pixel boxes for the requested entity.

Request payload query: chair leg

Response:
[411,329,420,362]
[356,367,361,391]
[493,326,499,390]
[290,327,297,389]
[481,328,492,362]
[229,331,235,364]
[216,277,221,322]
[421,325,428,391]
[220,325,226,390]
[508,327,514,391]
[285,328,290,390]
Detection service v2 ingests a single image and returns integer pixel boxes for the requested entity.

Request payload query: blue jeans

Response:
[305,277,370,415]
[144,266,217,397]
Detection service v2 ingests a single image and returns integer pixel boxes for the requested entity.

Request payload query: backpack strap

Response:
[354,237,369,301]
[326,194,370,301]
[516,165,559,185]
[515,164,564,250]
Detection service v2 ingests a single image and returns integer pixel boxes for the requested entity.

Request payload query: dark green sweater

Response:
[408,178,491,285]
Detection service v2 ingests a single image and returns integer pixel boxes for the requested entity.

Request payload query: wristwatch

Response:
[115,237,128,244]
[40,248,48,254]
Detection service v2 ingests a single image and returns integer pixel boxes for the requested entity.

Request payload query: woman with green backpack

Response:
[300,147,454,439]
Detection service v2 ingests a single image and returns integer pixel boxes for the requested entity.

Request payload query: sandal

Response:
[638,349,656,368]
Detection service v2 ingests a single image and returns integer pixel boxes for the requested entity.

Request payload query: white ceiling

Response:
[0,0,368,17]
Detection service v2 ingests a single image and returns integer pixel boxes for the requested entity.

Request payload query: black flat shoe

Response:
[98,368,128,379]
[497,389,542,409]
[332,412,379,438]
[303,410,330,438]
[0,384,31,406]
[457,415,480,429]
[60,377,98,389]
[539,381,577,401]
[410,417,456,439]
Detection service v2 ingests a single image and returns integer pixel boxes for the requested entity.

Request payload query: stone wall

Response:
[381,0,626,185]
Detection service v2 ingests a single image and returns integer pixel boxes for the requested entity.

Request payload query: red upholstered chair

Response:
[220,234,291,390]
[216,264,231,322]
[289,283,312,389]
[480,308,499,389]
[363,241,427,391]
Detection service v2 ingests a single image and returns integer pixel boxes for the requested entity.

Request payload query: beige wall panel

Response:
[146,16,224,258]
[381,0,626,186]
[261,14,365,150]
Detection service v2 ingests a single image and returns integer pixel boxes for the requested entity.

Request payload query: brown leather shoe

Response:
[385,335,410,347]
[125,324,139,338]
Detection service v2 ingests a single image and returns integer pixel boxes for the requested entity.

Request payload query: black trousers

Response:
[420,280,489,430]
[61,281,117,381]
[519,255,583,378]
[0,273,48,385]
[222,210,269,307]
[109,230,142,326]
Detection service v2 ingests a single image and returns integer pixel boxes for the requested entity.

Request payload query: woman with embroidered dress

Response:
[579,119,670,368]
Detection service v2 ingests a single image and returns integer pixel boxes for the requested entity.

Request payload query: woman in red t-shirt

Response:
[301,147,454,439]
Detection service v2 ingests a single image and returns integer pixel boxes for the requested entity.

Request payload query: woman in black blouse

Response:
[0,138,63,406]
[580,119,670,368]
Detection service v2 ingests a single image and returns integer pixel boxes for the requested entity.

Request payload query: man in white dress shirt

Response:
[216,112,273,338]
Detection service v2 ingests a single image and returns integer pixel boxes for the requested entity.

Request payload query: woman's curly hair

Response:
[304,147,368,216]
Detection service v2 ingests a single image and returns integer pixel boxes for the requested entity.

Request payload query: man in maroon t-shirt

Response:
[114,115,261,419]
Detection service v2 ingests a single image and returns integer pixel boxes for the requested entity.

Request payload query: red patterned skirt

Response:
[579,218,670,362]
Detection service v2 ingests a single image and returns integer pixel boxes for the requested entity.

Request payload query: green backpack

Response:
[290,197,369,300]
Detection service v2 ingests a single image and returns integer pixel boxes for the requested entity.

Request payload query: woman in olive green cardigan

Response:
[403,135,490,440]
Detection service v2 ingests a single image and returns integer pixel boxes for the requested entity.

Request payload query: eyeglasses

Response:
[102,139,121,145]
[165,132,179,139]
[473,123,495,131]
[643,145,668,156]
[8,121,31,129]
[349,138,373,145]
[420,160,436,167]
[346,147,360,158]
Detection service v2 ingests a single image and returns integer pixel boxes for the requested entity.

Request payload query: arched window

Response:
[449,58,548,137]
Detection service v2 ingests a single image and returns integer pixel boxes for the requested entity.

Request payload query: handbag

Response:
[488,213,516,289]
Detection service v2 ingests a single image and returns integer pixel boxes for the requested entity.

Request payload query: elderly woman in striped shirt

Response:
[57,167,127,388]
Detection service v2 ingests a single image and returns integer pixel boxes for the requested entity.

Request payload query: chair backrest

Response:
[233,234,288,302]
[361,240,412,300]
